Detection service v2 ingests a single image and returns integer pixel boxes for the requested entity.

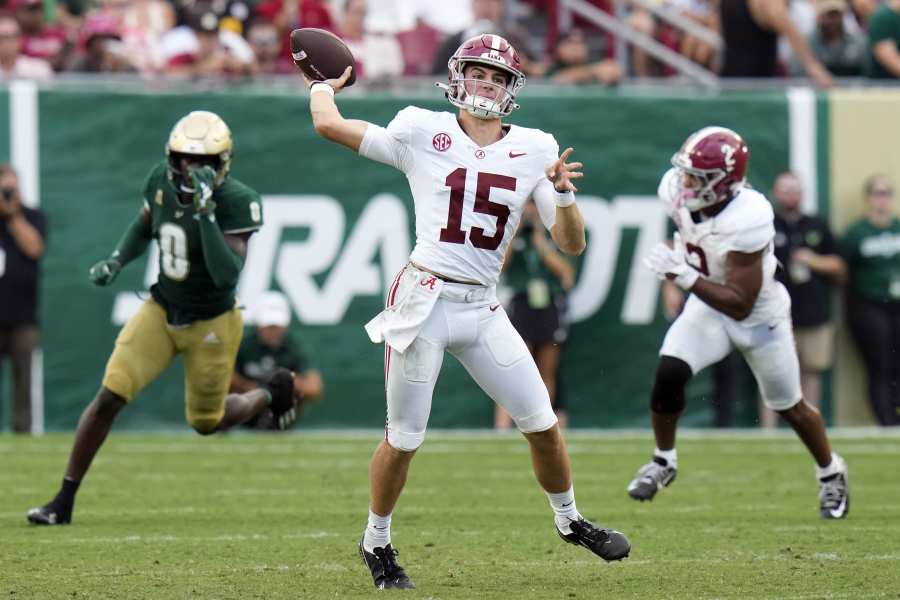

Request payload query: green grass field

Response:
[3,431,899,599]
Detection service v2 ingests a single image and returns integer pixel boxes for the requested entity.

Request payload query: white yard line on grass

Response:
[33,531,338,545]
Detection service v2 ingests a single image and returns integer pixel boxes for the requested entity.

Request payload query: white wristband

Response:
[673,268,699,291]
[309,82,335,97]
[555,190,575,208]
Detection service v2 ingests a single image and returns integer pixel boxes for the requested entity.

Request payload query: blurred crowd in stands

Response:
[1,0,900,84]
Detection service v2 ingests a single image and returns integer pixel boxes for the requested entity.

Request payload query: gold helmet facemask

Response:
[165,110,233,194]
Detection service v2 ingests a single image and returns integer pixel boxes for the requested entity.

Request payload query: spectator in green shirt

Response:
[864,0,900,78]
[497,201,575,429]
[231,291,324,429]
[842,174,900,425]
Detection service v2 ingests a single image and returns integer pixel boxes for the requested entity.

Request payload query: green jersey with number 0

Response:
[141,161,263,324]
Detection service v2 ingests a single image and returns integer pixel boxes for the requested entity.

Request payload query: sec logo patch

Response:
[432,132,452,152]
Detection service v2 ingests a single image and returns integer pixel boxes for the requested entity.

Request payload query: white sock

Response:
[363,509,391,552]
[654,447,678,468]
[815,453,844,480]
[547,486,581,534]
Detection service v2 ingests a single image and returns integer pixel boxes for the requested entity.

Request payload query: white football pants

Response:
[382,274,558,451]
[660,294,802,411]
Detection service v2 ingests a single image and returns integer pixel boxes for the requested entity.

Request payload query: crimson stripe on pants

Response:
[383,268,405,438]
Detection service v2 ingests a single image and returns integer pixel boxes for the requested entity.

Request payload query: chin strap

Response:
[435,82,519,118]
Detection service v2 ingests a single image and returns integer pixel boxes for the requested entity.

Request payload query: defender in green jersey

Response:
[26,111,298,526]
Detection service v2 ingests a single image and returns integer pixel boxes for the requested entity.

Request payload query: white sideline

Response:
[15,426,895,439]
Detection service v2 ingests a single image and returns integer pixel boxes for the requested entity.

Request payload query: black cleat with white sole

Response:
[819,470,849,519]
[26,499,72,526]
[263,368,297,430]
[627,456,677,501]
[358,538,416,589]
[557,518,631,561]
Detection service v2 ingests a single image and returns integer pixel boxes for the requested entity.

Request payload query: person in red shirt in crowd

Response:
[247,20,293,74]
[0,15,52,81]
[69,13,136,73]
[255,0,334,75]
[12,0,69,71]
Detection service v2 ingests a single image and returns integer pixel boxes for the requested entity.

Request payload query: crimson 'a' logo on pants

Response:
[420,276,437,290]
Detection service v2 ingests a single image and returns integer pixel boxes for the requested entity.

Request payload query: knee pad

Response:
[651,355,693,414]
[386,427,425,452]
[768,394,802,412]
[514,406,558,434]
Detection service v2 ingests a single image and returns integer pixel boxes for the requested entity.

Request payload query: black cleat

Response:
[263,368,297,430]
[557,518,631,561]
[627,456,677,501]
[819,457,850,519]
[26,500,72,526]
[358,537,416,589]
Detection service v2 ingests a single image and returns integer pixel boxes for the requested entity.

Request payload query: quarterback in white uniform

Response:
[628,127,849,519]
[301,34,630,589]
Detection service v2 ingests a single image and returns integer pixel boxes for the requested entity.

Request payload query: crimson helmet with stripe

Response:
[440,33,526,119]
[671,126,750,210]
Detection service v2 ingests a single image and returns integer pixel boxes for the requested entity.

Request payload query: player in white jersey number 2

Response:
[302,34,630,589]
[629,127,849,520]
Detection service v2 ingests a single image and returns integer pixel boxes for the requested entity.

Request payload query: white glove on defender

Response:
[644,233,699,290]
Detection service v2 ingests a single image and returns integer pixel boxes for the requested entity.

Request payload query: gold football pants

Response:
[102,299,243,432]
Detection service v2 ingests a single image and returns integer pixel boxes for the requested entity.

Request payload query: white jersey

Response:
[659,168,790,327]
[359,106,562,285]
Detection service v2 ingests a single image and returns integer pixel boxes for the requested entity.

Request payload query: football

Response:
[290,28,357,87]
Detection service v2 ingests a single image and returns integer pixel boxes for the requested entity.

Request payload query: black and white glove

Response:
[190,166,217,216]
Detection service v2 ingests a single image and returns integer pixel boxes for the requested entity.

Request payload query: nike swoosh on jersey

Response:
[508,152,527,158]
[489,304,501,312]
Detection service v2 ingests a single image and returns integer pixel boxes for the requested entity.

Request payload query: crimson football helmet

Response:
[671,126,750,211]
[436,34,525,119]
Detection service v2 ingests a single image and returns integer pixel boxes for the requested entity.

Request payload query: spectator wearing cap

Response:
[13,0,69,71]
[0,15,52,80]
[841,175,900,425]
[161,7,255,78]
[231,291,323,429]
[69,13,136,72]
[790,0,866,76]
[254,0,334,79]
[864,0,900,77]
[766,171,846,426]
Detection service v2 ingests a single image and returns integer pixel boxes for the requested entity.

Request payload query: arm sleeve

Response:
[530,133,563,230]
[112,209,153,266]
[358,106,416,173]
[219,188,264,234]
[724,222,775,253]
[198,216,244,289]
[868,10,894,45]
